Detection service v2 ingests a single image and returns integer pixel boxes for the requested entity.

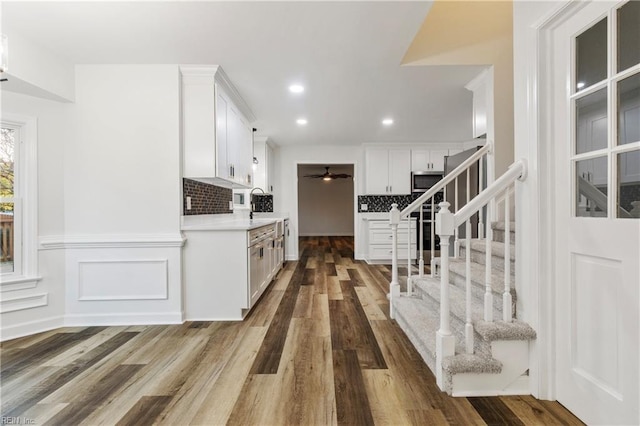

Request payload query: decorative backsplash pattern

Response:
[357,194,421,212]
[183,178,233,215]
[621,184,640,217]
[252,194,274,212]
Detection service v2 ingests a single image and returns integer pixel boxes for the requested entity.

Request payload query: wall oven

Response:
[411,172,444,193]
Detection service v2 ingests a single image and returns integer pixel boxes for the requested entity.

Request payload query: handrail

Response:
[454,159,527,227]
[400,142,492,218]
[577,175,632,218]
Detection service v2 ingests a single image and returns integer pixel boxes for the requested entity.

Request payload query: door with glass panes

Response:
[552,2,639,424]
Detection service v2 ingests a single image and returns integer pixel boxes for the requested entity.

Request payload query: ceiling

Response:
[1,1,485,147]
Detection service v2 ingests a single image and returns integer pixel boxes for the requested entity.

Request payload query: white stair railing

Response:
[389,142,493,301]
[434,160,527,387]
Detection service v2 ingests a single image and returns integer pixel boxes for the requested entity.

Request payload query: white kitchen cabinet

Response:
[411,149,449,172]
[181,65,255,188]
[365,148,411,194]
[183,221,281,320]
[364,218,417,263]
[253,136,275,193]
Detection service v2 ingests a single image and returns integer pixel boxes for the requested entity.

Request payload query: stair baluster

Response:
[465,219,474,354]
[484,201,494,322]
[454,176,459,257]
[419,205,424,278]
[407,215,412,296]
[435,201,455,389]
[478,156,485,239]
[430,197,436,277]
[503,188,513,321]
[389,204,400,319]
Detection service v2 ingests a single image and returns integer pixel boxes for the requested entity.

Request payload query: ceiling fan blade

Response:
[332,174,352,178]
[303,174,324,178]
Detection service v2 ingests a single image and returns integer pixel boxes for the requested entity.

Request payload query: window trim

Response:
[1,114,39,287]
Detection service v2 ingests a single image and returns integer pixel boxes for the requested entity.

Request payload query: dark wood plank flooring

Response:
[0,236,584,425]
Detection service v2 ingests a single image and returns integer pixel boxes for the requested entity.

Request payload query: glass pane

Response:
[576,157,608,217]
[618,73,640,145]
[576,17,607,92]
[576,88,608,154]
[618,150,640,218]
[618,0,640,72]
[0,128,15,196]
[0,202,14,273]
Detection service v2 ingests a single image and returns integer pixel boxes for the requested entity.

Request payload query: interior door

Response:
[553,2,640,424]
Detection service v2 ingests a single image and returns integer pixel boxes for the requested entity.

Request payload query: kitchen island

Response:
[182,215,287,320]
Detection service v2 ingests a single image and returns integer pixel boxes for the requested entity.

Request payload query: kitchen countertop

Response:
[181,215,279,231]
[359,212,391,221]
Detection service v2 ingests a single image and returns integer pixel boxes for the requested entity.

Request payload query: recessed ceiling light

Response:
[576,81,585,89]
[297,118,308,125]
[289,84,305,94]
[382,118,394,126]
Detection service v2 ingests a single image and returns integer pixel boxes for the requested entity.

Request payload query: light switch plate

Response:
[186,196,192,210]
[361,204,368,211]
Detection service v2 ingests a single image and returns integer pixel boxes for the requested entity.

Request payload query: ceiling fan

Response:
[304,166,352,181]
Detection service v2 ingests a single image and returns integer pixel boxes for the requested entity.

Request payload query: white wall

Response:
[274,145,364,259]
[1,91,70,338]
[298,165,354,236]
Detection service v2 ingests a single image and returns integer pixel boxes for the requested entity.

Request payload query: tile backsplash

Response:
[357,194,420,212]
[252,194,274,212]
[183,178,232,215]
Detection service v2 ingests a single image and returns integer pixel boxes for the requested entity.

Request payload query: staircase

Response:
[386,144,537,396]
[392,221,536,396]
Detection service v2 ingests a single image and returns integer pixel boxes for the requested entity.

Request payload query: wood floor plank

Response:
[2,331,139,417]
[41,327,128,367]
[499,395,585,426]
[115,396,172,426]
[468,397,526,426]
[45,364,143,425]
[327,276,343,300]
[333,349,375,425]
[19,403,69,426]
[354,286,387,321]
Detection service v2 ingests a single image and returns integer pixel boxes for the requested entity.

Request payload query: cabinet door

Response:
[429,149,449,172]
[472,79,488,138]
[365,149,391,194]
[249,245,262,306]
[266,142,274,192]
[226,105,241,182]
[411,150,431,171]
[215,87,230,179]
[388,149,411,194]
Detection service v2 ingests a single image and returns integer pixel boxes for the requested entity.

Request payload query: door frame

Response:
[291,161,358,260]
[514,0,588,400]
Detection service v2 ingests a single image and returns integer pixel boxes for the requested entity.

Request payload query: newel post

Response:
[435,201,455,389]
[389,203,400,319]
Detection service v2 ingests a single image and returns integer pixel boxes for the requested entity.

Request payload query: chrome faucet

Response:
[249,187,265,219]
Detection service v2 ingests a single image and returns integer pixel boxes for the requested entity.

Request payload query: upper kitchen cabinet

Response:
[411,149,449,172]
[465,69,489,139]
[181,66,256,188]
[253,136,275,193]
[365,148,411,195]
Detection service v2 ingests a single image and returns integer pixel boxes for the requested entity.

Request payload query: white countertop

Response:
[181,215,279,231]
[359,212,391,221]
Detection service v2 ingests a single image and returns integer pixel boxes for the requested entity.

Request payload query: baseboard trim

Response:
[1,315,65,342]
[298,233,355,237]
[64,312,184,326]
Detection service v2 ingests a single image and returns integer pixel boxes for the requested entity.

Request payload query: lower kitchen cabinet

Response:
[364,218,417,263]
[183,221,283,320]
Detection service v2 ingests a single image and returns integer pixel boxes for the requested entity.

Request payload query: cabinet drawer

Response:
[369,245,417,260]
[369,220,416,230]
[369,229,413,245]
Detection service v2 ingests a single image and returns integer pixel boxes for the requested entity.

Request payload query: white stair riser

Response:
[447,269,516,316]
[492,229,515,244]
[393,304,436,372]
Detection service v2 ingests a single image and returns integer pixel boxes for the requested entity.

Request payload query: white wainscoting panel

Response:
[0,293,48,313]
[78,259,168,301]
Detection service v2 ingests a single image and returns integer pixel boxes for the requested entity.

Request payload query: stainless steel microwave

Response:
[411,171,444,193]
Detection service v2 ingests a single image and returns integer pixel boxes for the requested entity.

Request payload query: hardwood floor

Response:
[0,236,583,425]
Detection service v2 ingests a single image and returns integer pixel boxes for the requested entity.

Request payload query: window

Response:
[572,1,640,219]
[1,115,38,284]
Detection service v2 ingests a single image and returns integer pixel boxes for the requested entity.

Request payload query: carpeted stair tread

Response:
[474,320,537,342]
[448,259,513,295]
[491,221,516,231]
[458,239,515,261]
[412,276,502,324]
[442,353,502,375]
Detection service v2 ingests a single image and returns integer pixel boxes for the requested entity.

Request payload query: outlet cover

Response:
[361,204,368,211]
[229,200,234,210]
[186,196,192,210]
